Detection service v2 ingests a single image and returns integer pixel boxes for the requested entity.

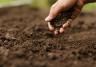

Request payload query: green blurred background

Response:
[0,0,96,11]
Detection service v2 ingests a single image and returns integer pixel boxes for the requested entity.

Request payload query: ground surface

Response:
[0,6,96,67]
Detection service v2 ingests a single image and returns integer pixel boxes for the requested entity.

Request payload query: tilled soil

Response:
[0,6,96,67]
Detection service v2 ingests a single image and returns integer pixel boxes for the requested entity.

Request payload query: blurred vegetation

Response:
[0,0,96,11]
[32,0,56,8]
[83,3,96,11]
[32,0,49,8]
[0,0,12,3]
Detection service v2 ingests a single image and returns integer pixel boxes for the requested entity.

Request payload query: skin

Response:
[45,0,96,35]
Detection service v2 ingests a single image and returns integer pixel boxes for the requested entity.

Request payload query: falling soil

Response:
[0,6,96,67]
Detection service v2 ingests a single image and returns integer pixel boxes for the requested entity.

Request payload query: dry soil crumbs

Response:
[0,6,96,67]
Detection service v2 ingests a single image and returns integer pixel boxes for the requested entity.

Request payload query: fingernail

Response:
[45,16,53,22]
[63,19,72,28]
[60,28,64,33]
[54,30,59,35]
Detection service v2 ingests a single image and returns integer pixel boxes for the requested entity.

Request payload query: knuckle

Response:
[51,5,56,9]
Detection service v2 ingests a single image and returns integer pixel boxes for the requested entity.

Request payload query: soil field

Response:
[0,6,96,67]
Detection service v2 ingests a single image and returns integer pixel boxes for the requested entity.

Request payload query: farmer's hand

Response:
[45,0,85,35]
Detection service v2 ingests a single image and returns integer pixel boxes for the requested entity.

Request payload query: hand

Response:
[45,0,85,35]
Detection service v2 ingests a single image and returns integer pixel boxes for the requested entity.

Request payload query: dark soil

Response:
[0,6,96,67]
[50,8,74,28]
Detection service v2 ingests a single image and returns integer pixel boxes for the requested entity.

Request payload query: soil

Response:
[50,8,74,28]
[0,6,96,67]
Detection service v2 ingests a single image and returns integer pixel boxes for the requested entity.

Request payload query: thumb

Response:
[45,2,65,22]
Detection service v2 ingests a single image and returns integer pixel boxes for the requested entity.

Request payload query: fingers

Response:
[45,0,77,22]
[46,5,79,35]
[48,22,59,35]
[48,19,72,35]
[59,28,65,33]
[45,0,83,36]
[59,19,72,33]
[62,19,72,28]
[54,30,59,35]
[48,22,54,31]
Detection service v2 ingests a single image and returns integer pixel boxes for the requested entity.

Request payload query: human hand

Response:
[45,0,85,35]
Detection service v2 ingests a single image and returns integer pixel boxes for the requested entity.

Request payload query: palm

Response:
[46,0,84,35]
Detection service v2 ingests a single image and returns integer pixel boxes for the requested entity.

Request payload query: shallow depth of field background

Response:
[0,0,96,67]
[0,0,96,10]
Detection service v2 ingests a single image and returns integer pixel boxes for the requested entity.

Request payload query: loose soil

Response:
[0,6,96,67]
